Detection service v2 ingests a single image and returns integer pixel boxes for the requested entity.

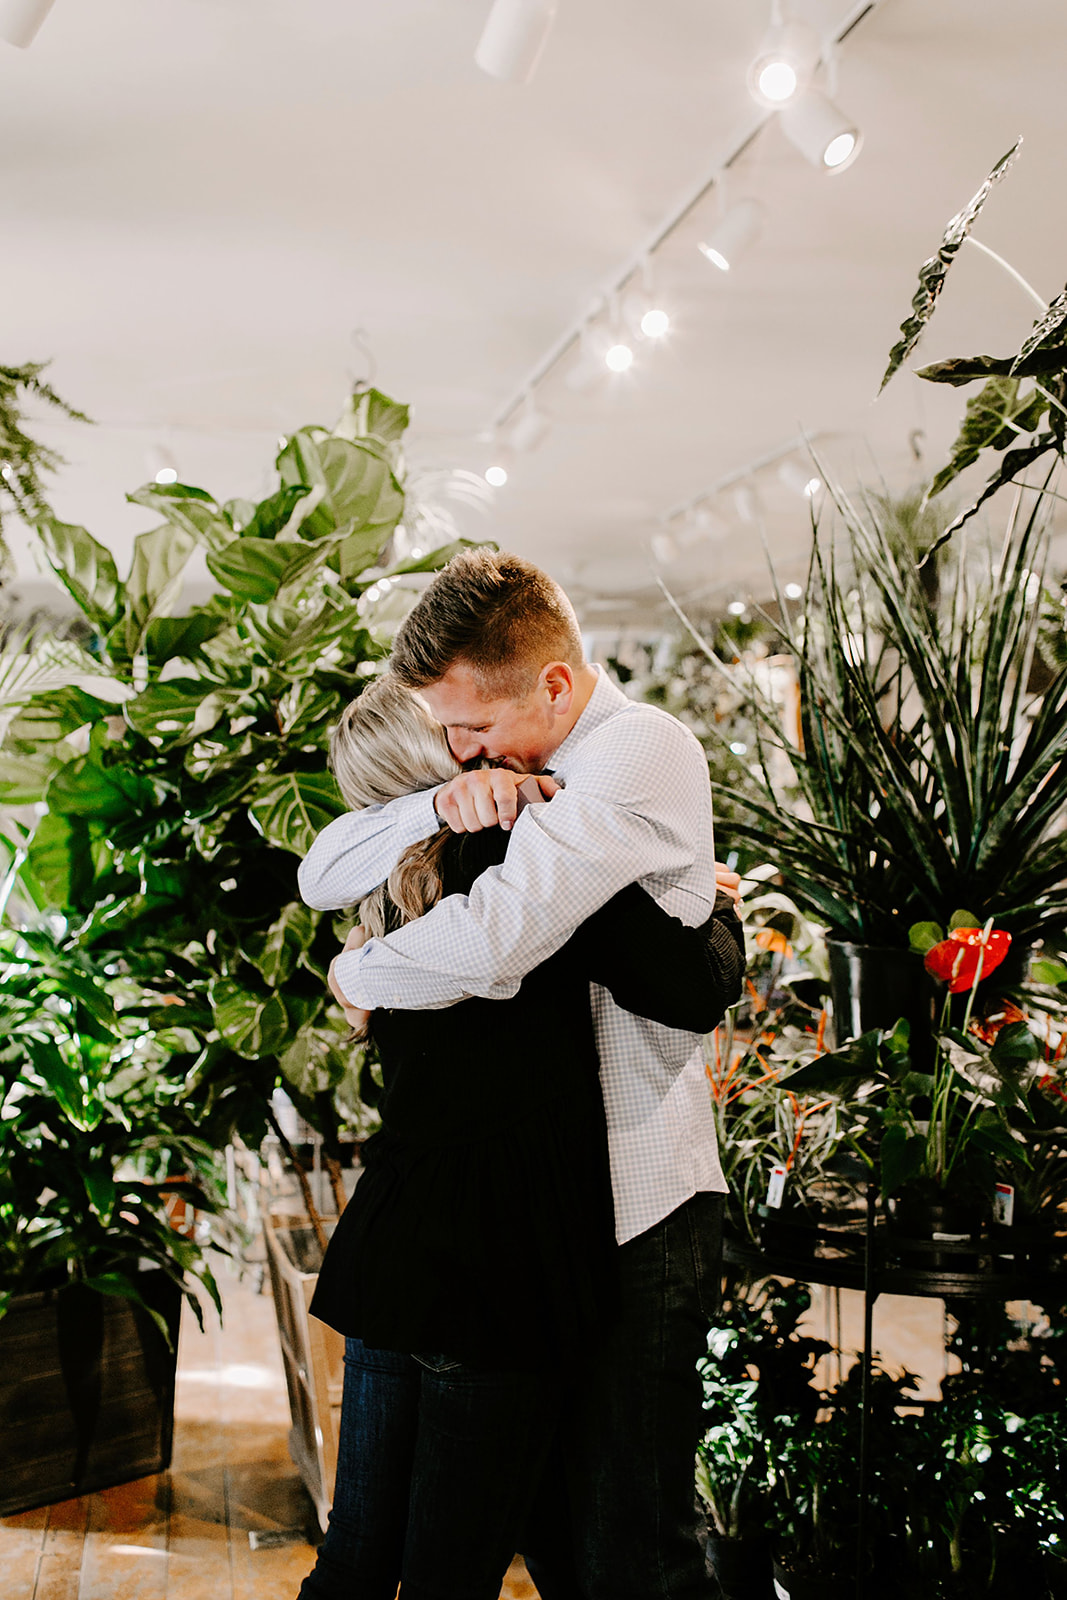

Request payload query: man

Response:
[299,549,739,1600]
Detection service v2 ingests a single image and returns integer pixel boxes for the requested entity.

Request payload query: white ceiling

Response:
[3,0,1066,630]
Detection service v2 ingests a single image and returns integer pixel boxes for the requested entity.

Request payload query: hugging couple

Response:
[295,549,746,1600]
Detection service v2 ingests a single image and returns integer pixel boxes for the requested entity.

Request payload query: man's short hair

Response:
[390,548,584,699]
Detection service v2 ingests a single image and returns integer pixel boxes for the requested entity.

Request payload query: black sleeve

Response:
[567,886,746,1034]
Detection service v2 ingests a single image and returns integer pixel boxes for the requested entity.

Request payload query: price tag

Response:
[765,1165,788,1210]
[993,1182,1015,1227]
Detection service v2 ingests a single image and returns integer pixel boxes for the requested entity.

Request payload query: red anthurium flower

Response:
[924,927,1012,993]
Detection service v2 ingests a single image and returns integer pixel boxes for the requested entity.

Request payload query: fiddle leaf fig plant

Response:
[0,386,474,1152]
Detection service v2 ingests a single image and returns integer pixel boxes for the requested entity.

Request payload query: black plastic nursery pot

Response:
[706,1528,775,1599]
[0,1269,183,1517]
[886,1191,984,1273]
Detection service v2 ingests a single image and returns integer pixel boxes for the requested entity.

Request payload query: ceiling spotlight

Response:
[0,0,57,48]
[728,600,748,616]
[780,88,862,172]
[747,14,819,108]
[475,0,558,84]
[605,342,634,373]
[508,403,551,452]
[485,464,509,487]
[698,199,766,273]
[622,287,671,341]
[784,582,804,599]
[779,459,823,498]
[651,532,679,566]
[734,485,759,524]
[147,444,179,486]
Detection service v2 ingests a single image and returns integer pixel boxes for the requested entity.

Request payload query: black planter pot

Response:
[827,940,935,1060]
[0,1269,183,1517]
[706,1528,774,1599]
[827,937,1031,1066]
[886,1191,984,1273]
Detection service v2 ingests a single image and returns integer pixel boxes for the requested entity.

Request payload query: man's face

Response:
[419,662,559,772]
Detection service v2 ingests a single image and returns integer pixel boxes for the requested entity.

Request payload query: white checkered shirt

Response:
[298,667,727,1243]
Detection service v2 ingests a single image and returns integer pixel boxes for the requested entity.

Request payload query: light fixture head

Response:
[784,582,804,599]
[780,88,862,172]
[650,531,679,566]
[605,341,634,373]
[485,464,509,487]
[640,306,670,338]
[147,445,179,486]
[747,17,820,108]
[698,198,766,273]
[508,404,551,453]
[778,459,823,499]
[0,0,57,48]
[474,0,558,84]
[727,599,747,617]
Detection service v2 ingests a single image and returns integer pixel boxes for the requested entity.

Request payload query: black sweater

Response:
[310,828,744,1366]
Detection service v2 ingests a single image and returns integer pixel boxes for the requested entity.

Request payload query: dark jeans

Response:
[297,1338,560,1600]
[524,1192,725,1600]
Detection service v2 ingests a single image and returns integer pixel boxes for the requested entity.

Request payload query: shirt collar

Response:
[546,665,629,777]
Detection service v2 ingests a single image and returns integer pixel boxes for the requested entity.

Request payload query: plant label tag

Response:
[993,1182,1015,1227]
[766,1165,788,1210]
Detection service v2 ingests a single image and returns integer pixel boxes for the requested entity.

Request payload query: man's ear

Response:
[541,660,575,713]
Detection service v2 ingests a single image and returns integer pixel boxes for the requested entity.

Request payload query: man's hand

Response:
[329,924,372,1034]
[714,862,744,910]
[434,769,560,834]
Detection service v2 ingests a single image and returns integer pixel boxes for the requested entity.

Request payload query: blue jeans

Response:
[297,1339,560,1600]
[523,1192,725,1600]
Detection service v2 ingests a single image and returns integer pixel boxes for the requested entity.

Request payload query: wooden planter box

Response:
[263,1210,344,1532]
[0,1269,182,1517]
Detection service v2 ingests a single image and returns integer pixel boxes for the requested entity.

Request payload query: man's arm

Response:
[298,787,441,910]
[334,713,715,1011]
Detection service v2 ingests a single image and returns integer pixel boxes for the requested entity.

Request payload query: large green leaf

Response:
[0,751,63,804]
[123,677,235,745]
[277,431,403,541]
[210,977,289,1060]
[5,685,118,758]
[927,376,1049,498]
[880,140,1022,392]
[143,613,227,666]
[124,524,197,656]
[334,387,410,446]
[245,901,319,987]
[1012,279,1067,373]
[25,811,93,910]
[46,747,156,820]
[36,519,122,628]
[126,481,234,554]
[247,769,344,857]
[242,484,311,541]
[205,537,307,602]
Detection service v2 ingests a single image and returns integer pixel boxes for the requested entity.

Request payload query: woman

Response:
[298,675,744,1600]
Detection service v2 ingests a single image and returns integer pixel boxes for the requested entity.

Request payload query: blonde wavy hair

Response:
[329,674,461,940]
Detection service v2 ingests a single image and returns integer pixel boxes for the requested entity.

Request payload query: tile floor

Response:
[0,1265,539,1600]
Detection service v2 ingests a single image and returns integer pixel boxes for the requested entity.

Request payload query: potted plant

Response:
[0,384,469,1157]
[0,920,224,1515]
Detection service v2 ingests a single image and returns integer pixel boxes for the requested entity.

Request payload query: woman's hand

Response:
[714,862,744,912]
[329,924,372,1034]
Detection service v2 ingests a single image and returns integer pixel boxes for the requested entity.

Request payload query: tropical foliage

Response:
[0,361,89,577]
[0,923,224,1331]
[0,386,470,1157]
[710,485,1067,952]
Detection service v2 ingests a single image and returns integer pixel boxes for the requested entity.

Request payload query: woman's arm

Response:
[570,886,746,1034]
